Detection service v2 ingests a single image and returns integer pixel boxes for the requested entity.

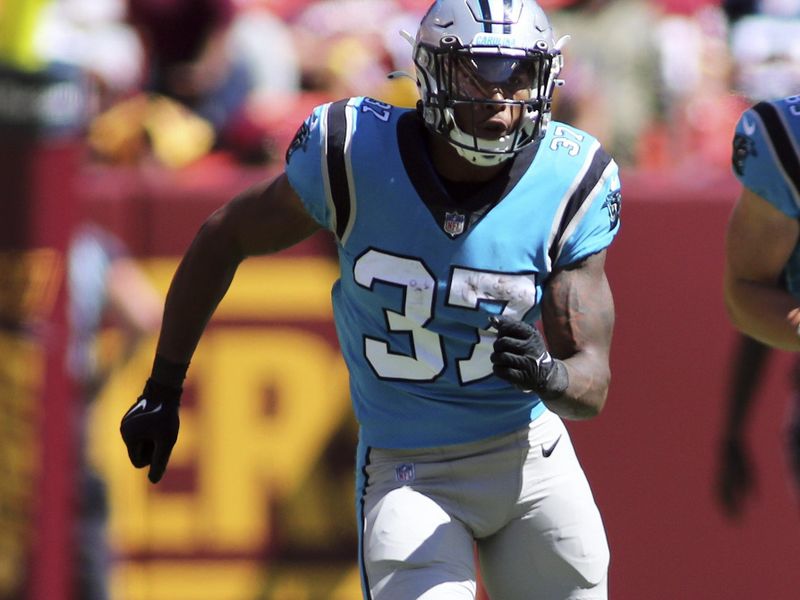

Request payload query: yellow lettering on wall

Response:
[93,327,349,553]
[143,256,340,319]
[0,249,62,323]
[112,561,261,600]
[112,561,362,600]
[0,332,42,596]
[89,255,360,599]
[200,328,350,550]
[91,257,350,549]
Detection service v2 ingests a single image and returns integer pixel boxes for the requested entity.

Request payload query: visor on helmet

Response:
[451,55,540,100]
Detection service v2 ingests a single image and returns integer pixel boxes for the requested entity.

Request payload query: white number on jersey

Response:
[354,250,538,383]
[550,125,584,156]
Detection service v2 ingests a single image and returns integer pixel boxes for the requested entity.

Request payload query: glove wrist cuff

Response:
[539,359,569,400]
[151,354,189,389]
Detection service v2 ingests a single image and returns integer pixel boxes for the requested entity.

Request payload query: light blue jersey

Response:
[732,95,800,296]
[286,96,621,449]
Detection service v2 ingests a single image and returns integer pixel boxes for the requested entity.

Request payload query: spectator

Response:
[548,0,663,167]
[67,223,161,600]
[654,6,746,173]
[726,0,800,102]
[34,0,143,107]
[127,0,265,160]
[292,0,414,101]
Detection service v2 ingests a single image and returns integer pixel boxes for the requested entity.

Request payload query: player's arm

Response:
[490,250,613,420]
[538,249,613,419]
[724,186,800,350]
[715,333,771,517]
[155,172,320,364]
[120,172,321,482]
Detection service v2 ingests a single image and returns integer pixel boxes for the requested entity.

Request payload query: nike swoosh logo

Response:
[542,434,562,458]
[742,115,756,136]
[124,398,163,420]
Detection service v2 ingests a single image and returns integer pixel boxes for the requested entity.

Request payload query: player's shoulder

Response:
[543,120,601,144]
[736,95,800,144]
[732,95,800,179]
[541,120,613,164]
[731,95,800,212]
[295,96,411,147]
[286,96,409,163]
[303,96,410,128]
[537,120,618,186]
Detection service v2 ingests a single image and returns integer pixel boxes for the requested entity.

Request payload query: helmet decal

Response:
[470,0,523,34]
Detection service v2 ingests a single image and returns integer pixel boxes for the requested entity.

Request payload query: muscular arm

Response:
[155,172,321,364]
[540,249,614,419]
[724,187,800,350]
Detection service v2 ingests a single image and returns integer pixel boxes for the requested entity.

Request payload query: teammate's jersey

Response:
[286,96,621,449]
[732,95,800,296]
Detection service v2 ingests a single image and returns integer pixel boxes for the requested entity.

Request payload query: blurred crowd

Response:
[3,0,800,172]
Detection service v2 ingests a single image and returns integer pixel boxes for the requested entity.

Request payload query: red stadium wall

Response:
[0,66,84,600]
[583,170,800,599]
[79,162,800,600]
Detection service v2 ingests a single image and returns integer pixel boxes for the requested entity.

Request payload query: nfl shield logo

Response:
[443,211,466,237]
[395,463,415,482]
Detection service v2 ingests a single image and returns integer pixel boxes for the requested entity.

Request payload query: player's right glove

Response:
[120,378,181,484]
[489,315,569,398]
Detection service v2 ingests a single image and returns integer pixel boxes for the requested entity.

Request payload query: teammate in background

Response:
[119,1,622,598]
[126,0,268,161]
[720,95,800,515]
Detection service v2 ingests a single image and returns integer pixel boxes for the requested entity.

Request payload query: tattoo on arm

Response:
[542,251,615,361]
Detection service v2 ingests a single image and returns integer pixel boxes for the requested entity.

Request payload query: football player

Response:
[120,1,622,598]
[720,95,800,513]
[725,95,800,347]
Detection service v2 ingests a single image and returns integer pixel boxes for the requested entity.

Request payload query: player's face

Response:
[450,55,538,140]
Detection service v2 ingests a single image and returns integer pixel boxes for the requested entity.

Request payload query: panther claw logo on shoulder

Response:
[444,211,467,237]
[285,119,312,162]
[732,133,756,177]
[602,191,621,230]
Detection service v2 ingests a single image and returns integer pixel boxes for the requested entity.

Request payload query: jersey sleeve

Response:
[284,103,333,229]
[732,101,800,218]
[554,154,621,268]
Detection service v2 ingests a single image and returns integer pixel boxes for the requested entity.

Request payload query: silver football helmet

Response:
[413,0,565,166]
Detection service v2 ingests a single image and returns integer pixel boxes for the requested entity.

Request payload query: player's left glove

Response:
[489,315,569,398]
[120,378,181,484]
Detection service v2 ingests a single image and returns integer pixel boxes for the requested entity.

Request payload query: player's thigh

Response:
[477,415,609,600]
[361,451,477,600]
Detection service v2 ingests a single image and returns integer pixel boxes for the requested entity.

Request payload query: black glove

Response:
[120,378,181,484]
[489,315,569,398]
[716,435,754,518]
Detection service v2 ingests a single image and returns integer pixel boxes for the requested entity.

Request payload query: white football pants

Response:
[356,410,609,600]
